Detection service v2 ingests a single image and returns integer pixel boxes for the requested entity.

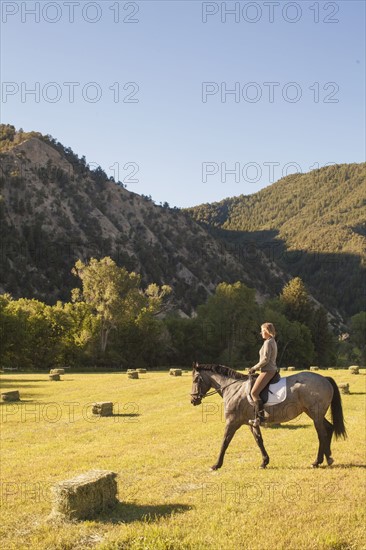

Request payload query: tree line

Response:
[0,258,364,371]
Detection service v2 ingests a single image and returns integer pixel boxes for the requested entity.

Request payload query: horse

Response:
[190,363,347,470]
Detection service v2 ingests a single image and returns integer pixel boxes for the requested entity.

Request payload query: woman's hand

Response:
[248,367,256,375]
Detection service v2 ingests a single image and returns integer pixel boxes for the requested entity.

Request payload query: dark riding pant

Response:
[251,371,276,400]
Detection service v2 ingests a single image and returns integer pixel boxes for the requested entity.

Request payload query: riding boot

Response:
[249,399,265,427]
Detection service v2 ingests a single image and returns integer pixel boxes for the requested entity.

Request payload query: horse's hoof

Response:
[260,457,269,469]
[210,465,219,471]
[327,457,334,466]
[311,462,319,468]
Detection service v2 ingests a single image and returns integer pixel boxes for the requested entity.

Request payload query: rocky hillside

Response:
[0,127,289,314]
[187,163,366,317]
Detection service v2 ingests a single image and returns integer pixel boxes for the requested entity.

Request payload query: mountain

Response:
[0,125,289,314]
[187,163,366,318]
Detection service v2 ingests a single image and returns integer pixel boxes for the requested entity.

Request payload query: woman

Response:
[248,322,278,427]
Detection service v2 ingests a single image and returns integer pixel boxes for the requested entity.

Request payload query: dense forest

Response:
[1,258,364,371]
[187,163,366,318]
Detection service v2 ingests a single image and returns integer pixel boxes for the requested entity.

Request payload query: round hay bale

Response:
[280,367,287,372]
[310,366,319,371]
[49,374,60,381]
[1,390,20,402]
[348,366,359,374]
[136,368,147,374]
[338,383,350,395]
[287,367,295,371]
[127,369,136,374]
[128,371,139,379]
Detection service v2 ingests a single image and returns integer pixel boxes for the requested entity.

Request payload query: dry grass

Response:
[0,369,365,549]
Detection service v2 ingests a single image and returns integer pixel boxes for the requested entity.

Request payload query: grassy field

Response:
[0,369,365,550]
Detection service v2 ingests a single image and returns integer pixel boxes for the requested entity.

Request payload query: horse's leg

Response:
[311,418,329,468]
[250,425,269,469]
[210,420,239,471]
[324,418,334,466]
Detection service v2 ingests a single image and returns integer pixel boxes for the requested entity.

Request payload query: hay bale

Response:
[1,390,20,402]
[50,368,65,375]
[49,374,60,381]
[92,402,113,417]
[280,367,287,372]
[49,470,118,521]
[338,383,350,395]
[348,366,359,374]
[136,368,146,374]
[128,371,139,379]
[310,366,319,371]
[287,367,295,371]
[170,369,182,376]
[127,369,136,373]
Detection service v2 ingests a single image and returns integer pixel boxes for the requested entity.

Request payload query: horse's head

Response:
[190,364,212,406]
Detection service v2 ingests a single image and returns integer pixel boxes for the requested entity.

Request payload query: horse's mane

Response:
[195,364,248,380]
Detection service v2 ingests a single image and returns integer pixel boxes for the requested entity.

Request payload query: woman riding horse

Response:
[249,322,278,427]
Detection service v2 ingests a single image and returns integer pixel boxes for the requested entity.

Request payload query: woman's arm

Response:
[250,339,273,372]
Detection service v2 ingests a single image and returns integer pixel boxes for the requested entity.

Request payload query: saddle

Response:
[249,370,281,404]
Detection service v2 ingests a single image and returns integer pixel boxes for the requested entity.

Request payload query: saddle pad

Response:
[247,377,287,406]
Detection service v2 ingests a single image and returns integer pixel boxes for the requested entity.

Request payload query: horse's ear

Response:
[192,361,198,370]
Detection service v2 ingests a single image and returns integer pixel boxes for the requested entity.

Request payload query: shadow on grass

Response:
[330,463,366,469]
[349,392,366,395]
[0,378,51,386]
[267,424,311,430]
[112,413,140,418]
[97,501,192,524]
[0,399,49,406]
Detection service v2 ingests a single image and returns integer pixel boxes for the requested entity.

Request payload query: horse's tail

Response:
[326,377,347,440]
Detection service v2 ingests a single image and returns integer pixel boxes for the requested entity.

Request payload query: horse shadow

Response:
[329,463,366,469]
[267,424,310,430]
[97,502,192,524]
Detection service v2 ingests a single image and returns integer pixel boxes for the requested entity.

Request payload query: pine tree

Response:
[280,277,314,326]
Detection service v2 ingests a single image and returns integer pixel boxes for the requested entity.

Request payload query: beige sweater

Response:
[253,337,278,372]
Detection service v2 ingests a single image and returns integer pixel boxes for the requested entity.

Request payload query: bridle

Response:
[191,371,246,402]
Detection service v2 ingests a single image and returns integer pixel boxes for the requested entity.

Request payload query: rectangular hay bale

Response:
[92,402,114,416]
[50,470,118,520]
[348,366,359,374]
[338,383,350,394]
[127,371,139,379]
[1,390,20,402]
[170,369,182,376]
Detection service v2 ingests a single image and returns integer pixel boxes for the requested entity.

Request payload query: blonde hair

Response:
[261,322,276,337]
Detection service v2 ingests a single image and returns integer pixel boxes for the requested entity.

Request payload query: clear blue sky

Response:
[1,0,365,207]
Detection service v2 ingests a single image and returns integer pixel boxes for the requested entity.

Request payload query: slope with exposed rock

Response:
[0,127,289,314]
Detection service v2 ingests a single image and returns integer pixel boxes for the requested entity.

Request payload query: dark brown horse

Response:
[190,364,347,469]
